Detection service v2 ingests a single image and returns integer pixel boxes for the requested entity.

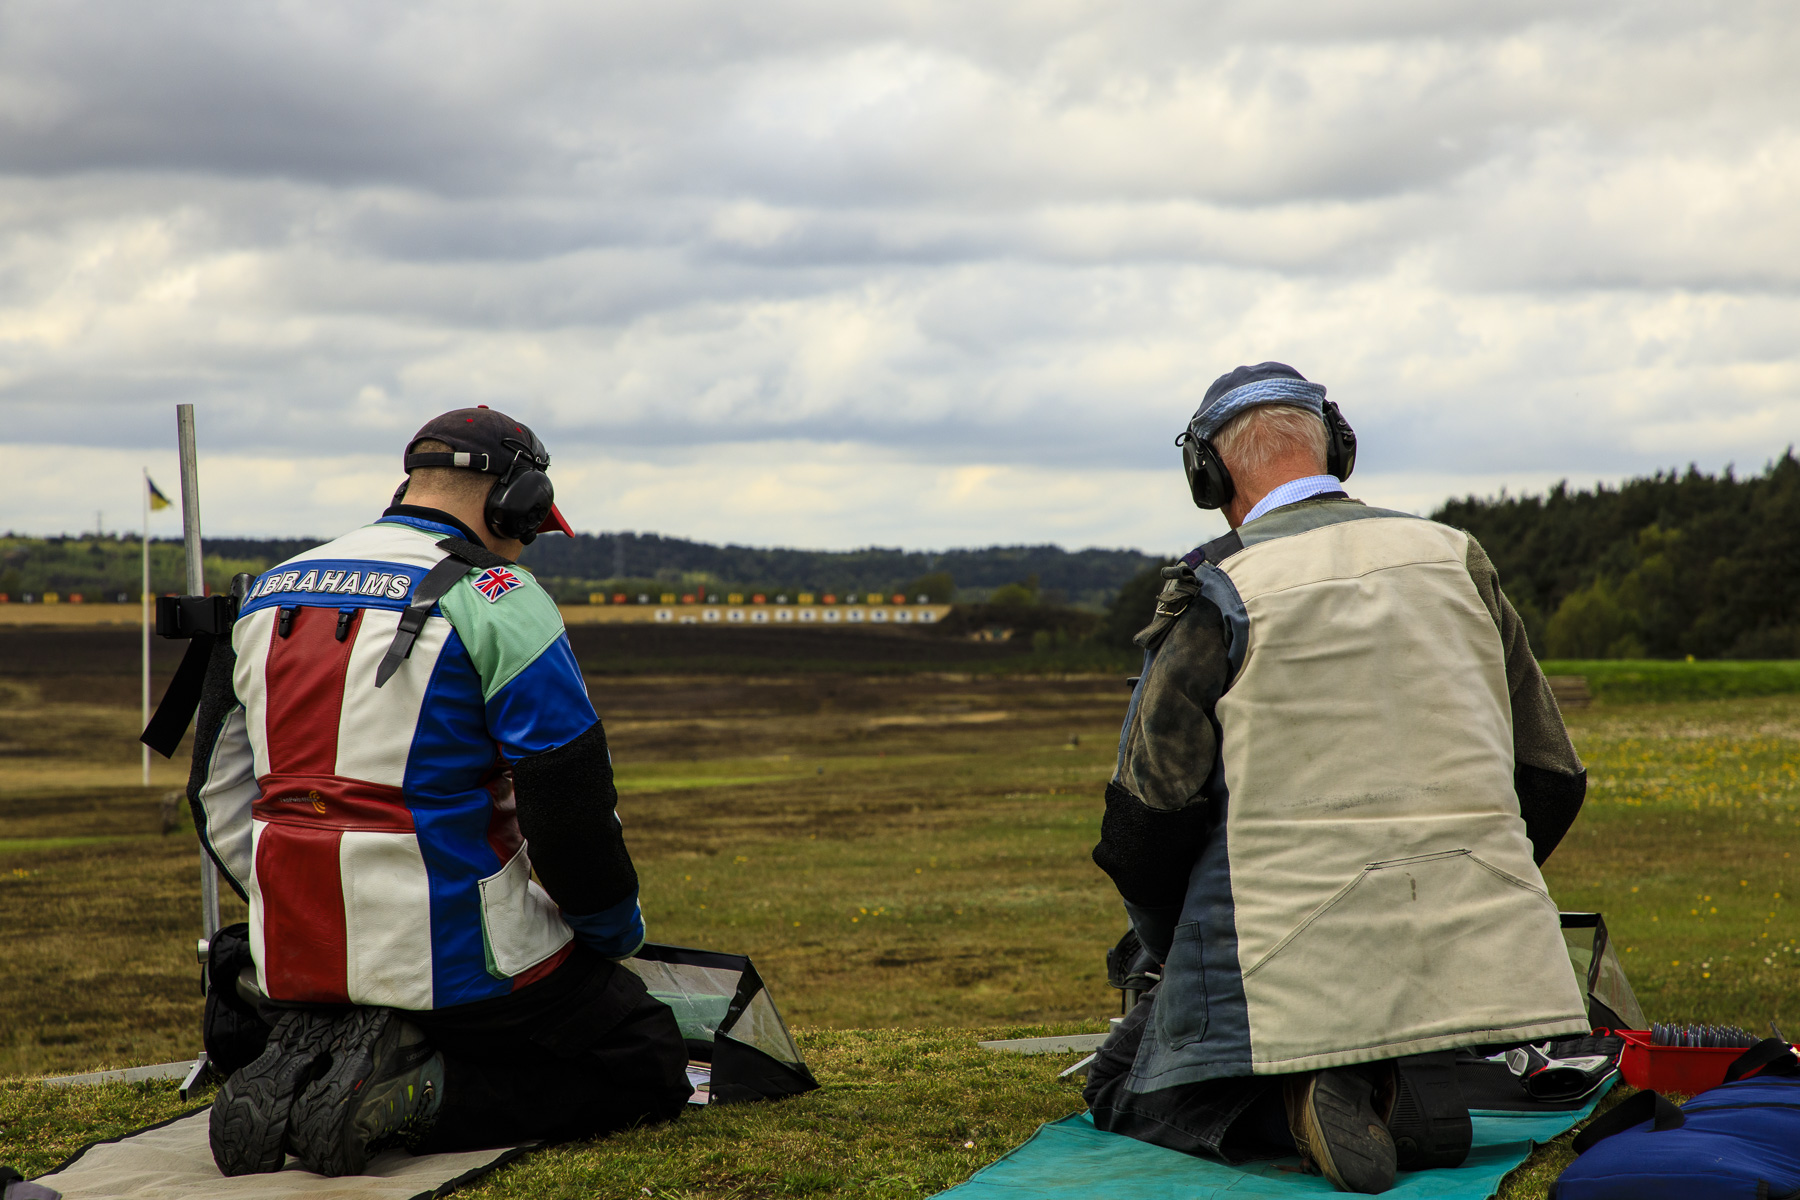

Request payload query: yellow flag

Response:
[147,477,173,511]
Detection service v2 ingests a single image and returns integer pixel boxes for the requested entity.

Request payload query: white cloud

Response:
[0,0,1796,545]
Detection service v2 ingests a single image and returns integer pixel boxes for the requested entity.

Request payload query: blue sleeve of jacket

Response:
[559,884,647,960]
[486,634,598,761]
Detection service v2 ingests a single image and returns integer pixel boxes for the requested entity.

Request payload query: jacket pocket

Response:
[1236,848,1574,1063]
[1155,921,1211,1049]
[477,845,575,979]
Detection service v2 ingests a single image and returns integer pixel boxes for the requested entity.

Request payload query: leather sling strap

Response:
[140,589,246,760]
[141,633,220,758]
[374,537,508,688]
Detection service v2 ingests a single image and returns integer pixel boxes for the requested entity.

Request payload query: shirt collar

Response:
[1241,475,1346,525]
[378,505,486,545]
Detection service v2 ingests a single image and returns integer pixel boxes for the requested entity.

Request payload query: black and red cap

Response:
[404,405,573,537]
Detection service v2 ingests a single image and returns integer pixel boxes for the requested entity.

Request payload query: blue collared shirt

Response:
[1241,475,1345,525]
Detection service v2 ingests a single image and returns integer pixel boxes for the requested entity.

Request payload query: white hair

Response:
[1212,404,1328,478]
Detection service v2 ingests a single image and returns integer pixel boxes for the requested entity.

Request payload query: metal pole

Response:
[141,470,151,788]
[176,405,221,950]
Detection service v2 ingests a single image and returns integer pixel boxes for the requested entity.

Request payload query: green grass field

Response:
[1540,658,1800,704]
[3,647,1798,1197]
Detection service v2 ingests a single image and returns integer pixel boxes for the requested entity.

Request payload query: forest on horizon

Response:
[5,450,1799,661]
[1433,450,1800,659]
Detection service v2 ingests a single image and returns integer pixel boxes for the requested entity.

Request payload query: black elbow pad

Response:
[512,721,638,915]
[1092,781,1211,909]
[1517,763,1586,866]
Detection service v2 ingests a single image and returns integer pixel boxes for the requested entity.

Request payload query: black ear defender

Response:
[1176,399,1357,512]
[1321,398,1357,482]
[482,436,555,544]
[1177,429,1234,511]
[401,423,556,545]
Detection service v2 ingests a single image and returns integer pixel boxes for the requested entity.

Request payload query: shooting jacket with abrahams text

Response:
[187,509,645,1011]
[1093,497,1591,1091]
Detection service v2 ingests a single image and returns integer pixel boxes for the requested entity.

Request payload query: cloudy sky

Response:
[2,0,1795,555]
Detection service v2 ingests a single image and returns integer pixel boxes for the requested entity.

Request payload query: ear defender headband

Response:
[1175,373,1356,511]
[402,425,557,545]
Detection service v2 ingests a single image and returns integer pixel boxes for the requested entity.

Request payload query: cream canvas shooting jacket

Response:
[1098,498,1590,1091]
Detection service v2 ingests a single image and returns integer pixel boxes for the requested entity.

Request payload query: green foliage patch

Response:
[0,536,265,600]
[1436,452,1800,659]
[1542,659,1800,703]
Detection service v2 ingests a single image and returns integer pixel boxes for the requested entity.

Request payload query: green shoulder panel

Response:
[438,563,568,702]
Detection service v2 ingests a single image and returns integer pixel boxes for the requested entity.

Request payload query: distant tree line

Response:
[27,451,1799,664]
[1434,453,1800,659]
[0,531,1163,610]
[1089,453,1800,663]
[0,535,266,599]
[517,533,1161,608]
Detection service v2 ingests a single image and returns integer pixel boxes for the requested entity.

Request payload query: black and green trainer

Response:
[288,1007,445,1177]
[208,1007,338,1176]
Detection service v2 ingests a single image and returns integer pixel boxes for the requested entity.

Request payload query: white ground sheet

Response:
[37,1112,526,1200]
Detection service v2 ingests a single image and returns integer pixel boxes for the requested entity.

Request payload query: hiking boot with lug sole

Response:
[1285,1065,1398,1194]
[289,1007,444,1177]
[208,1008,338,1176]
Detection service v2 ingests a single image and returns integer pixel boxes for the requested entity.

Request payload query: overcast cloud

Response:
[1,0,1795,554]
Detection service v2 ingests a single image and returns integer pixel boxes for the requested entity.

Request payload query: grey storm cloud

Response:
[0,0,1796,545]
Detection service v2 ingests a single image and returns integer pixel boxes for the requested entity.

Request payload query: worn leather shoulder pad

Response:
[1133,563,1203,651]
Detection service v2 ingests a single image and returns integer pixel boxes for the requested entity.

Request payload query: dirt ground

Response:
[0,626,1132,1077]
[5,624,1795,1089]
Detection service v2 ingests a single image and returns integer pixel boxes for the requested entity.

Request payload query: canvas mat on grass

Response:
[35,1111,530,1200]
[934,1096,1607,1200]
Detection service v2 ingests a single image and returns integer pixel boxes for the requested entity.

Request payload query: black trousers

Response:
[406,945,692,1152]
[226,941,692,1153]
[1082,988,1294,1164]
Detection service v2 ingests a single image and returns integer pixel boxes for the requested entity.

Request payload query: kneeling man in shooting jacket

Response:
[1083,364,1591,1194]
[191,409,691,1177]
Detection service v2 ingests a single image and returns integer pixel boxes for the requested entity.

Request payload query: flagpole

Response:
[142,469,151,788]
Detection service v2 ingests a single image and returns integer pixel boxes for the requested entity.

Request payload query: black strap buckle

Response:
[140,573,254,758]
[154,594,239,639]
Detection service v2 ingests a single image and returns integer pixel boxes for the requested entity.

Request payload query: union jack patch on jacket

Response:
[473,566,523,601]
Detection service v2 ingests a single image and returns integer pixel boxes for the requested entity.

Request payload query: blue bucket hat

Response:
[1187,362,1327,442]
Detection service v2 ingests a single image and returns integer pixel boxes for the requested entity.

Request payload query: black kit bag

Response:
[201,922,271,1078]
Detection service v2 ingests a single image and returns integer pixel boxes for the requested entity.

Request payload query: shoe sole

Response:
[1390,1053,1470,1170]
[289,1007,397,1177]
[208,1009,336,1176]
[1290,1069,1397,1194]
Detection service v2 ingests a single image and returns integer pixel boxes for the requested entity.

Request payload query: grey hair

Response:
[1212,404,1328,478]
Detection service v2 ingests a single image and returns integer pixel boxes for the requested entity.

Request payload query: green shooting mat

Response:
[933,1099,1606,1200]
